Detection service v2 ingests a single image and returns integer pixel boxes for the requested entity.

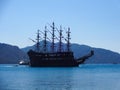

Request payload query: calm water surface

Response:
[0,64,120,90]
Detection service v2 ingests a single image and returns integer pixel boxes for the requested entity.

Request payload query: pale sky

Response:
[0,0,120,53]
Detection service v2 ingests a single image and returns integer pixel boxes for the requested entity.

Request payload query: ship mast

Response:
[43,26,47,53]
[66,27,71,52]
[59,26,63,52]
[51,22,55,53]
[36,30,40,52]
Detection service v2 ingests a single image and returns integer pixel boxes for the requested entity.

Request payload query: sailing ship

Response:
[28,22,94,67]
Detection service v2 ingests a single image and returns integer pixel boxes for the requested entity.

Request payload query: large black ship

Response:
[28,22,94,67]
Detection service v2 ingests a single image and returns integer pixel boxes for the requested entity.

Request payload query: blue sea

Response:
[0,64,120,90]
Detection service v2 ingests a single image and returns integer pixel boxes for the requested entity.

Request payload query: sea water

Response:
[0,64,120,90]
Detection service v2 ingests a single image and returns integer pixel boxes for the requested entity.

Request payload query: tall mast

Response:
[43,26,47,53]
[59,26,63,52]
[51,22,55,53]
[66,27,71,52]
[36,30,40,52]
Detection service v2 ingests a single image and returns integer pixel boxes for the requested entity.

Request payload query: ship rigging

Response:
[28,22,94,67]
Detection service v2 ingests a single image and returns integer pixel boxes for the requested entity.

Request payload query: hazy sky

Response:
[0,0,120,53]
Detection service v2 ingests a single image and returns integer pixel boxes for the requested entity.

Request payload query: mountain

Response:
[71,44,120,64]
[22,41,120,64]
[2,41,120,64]
[0,43,28,64]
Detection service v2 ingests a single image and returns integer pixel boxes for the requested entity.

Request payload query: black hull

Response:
[28,50,94,67]
[28,50,80,67]
[30,60,79,67]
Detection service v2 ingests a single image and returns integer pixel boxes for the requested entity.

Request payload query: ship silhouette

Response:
[28,22,94,67]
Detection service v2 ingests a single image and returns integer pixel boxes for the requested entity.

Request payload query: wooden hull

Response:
[27,50,94,67]
[28,50,79,67]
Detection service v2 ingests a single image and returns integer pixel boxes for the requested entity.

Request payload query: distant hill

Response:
[22,41,120,64]
[71,44,120,64]
[1,41,120,64]
[0,43,28,64]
